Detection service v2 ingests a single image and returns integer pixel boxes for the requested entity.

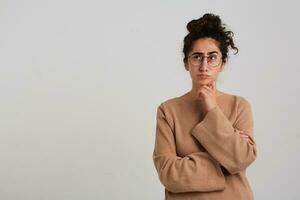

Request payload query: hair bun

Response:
[187,13,222,33]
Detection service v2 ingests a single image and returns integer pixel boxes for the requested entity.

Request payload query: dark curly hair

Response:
[183,13,238,64]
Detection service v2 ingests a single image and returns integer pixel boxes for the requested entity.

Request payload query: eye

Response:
[192,55,203,60]
[209,54,218,61]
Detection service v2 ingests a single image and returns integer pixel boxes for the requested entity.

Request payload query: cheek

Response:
[212,69,221,78]
[190,69,199,77]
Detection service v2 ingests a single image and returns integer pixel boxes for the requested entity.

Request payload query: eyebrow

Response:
[190,51,219,56]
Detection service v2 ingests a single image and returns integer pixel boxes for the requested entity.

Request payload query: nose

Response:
[198,58,209,72]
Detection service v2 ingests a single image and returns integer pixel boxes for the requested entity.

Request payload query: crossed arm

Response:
[152,98,257,193]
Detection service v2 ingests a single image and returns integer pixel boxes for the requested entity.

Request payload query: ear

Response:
[184,61,189,71]
[219,63,225,72]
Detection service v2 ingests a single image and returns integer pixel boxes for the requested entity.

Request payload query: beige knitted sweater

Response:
[153,91,257,200]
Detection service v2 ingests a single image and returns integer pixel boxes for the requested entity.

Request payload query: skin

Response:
[184,37,249,139]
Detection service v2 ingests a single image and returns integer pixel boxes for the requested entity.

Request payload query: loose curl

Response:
[183,13,238,64]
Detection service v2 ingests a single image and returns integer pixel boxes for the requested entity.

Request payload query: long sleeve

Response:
[152,104,226,193]
[191,97,257,174]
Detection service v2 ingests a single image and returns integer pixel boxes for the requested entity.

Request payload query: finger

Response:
[204,83,216,97]
[199,87,209,96]
[199,85,210,91]
[206,83,212,90]
[198,88,209,98]
[202,85,213,93]
[238,130,247,135]
[240,135,248,138]
[205,86,215,96]
[239,133,249,139]
[207,81,214,90]
[239,134,249,138]
[197,87,205,97]
[240,130,250,135]
[200,87,212,97]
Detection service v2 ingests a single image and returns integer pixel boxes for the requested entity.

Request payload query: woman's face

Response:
[184,37,224,86]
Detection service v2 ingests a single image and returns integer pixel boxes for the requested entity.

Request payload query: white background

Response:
[1,0,299,199]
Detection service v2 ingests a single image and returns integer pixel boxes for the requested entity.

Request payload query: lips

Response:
[197,74,210,78]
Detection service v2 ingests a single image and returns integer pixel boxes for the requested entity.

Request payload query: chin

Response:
[196,79,211,85]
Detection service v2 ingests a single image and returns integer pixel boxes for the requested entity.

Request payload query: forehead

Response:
[191,37,220,53]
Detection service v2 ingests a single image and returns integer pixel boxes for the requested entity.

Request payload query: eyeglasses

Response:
[188,53,222,68]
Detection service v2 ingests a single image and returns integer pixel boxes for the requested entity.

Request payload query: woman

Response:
[152,13,257,200]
